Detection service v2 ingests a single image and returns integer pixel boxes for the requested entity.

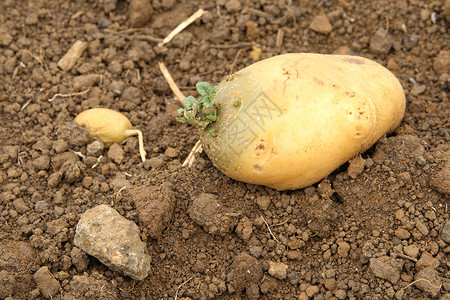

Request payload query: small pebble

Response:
[268,261,288,280]
[309,15,333,35]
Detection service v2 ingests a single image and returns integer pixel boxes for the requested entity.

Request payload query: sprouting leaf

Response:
[196,82,212,97]
[182,96,196,109]
[177,81,219,131]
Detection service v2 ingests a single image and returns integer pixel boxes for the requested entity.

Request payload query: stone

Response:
[442,220,450,243]
[337,241,351,257]
[370,28,392,54]
[414,268,442,297]
[268,261,288,280]
[129,0,153,27]
[410,85,426,96]
[74,204,151,280]
[86,140,104,156]
[395,228,411,240]
[309,15,333,34]
[35,200,50,212]
[369,256,403,284]
[33,266,60,299]
[164,147,179,158]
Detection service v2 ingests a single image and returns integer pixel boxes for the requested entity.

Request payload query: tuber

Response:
[178,53,406,190]
[74,108,147,162]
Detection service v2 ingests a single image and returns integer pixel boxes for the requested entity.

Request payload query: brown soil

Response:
[0,0,449,299]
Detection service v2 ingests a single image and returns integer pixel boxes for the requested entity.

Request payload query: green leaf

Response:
[196,82,212,97]
[177,81,219,132]
[182,96,196,108]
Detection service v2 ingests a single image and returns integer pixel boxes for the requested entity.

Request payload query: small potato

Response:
[180,53,406,190]
[74,108,146,162]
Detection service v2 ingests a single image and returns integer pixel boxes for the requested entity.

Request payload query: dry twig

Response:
[48,89,90,102]
[400,278,442,292]
[58,40,88,71]
[158,62,185,102]
[159,9,206,47]
[174,276,193,300]
[261,215,281,244]
[158,62,204,167]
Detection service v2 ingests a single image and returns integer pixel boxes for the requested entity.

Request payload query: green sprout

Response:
[231,96,241,107]
[177,82,219,131]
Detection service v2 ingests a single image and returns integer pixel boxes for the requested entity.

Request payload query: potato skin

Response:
[74,108,133,145]
[201,53,406,190]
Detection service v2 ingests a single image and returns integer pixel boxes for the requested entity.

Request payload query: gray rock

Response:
[414,268,442,297]
[268,261,288,280]
[74,204,151,280]
[35,200,50,213]
[86,140,104,156]
[370,28,392,54]
[441,220,450,243]
[33,266,60,299]
[369,256,403,284]
[337,241,350,257]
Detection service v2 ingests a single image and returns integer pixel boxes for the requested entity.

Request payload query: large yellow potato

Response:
[182,53,406,190]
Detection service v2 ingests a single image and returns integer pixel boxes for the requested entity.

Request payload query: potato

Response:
[180,53,406,190]
[74,108,147,162]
